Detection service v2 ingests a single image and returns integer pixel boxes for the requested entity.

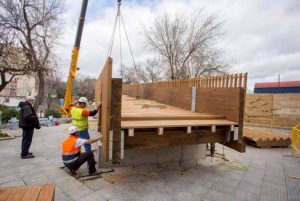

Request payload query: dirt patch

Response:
[104,173,130,184]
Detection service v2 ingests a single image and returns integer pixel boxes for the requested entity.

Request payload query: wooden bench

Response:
[0,184,55,201]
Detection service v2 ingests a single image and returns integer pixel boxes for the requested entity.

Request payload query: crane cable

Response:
[106,0,138,78]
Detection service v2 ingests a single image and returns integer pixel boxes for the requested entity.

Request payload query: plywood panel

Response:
[195,88,242,123]
[273,94,300,117]
[95,57,112,161]
[245,94,273,118]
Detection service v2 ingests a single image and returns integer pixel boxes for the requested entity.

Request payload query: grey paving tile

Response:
[80,190,109,201]
[213,181,238,195]
[231,189,260,201]
[285,177,300,201]
[83,178,112,191]
[260,181,287,201]
[203,189,231,201]
[172,190,194,201]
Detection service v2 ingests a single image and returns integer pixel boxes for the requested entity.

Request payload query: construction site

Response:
[0,0,300,201]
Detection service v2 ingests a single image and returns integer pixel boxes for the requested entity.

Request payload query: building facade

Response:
[254,81,300,94]
[0,75,36,107]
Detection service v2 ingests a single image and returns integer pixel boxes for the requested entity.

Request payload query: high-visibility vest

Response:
[62,135,81,164]
[71,107,88,131]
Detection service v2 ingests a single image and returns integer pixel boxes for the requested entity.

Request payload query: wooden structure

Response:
[244,128,291,148]
[95,57,122,162]
[95,58,247,163]
[245,94,300,127]
[0,184,55,201]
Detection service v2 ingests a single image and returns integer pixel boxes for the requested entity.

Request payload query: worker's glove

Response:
[35,124,41,129]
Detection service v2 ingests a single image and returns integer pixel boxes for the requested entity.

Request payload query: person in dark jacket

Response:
[18,96,41,159]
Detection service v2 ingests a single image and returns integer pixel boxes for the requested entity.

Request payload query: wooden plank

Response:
[10,187,27,201]
[121,119,237,129]
[95,57,113,161]
[111,79,122,164]
[37,184,55,201]
[0,188,13,200]
[121,114,225,121]
[21,186,41,201]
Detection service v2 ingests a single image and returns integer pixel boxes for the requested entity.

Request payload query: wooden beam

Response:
[111,78,122,164]
[124,129,227,149]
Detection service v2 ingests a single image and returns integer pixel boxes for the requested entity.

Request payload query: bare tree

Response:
[44,70,61,109]
[122,66,139,84]
[74,75,97,101]
[0,31,31,92]
[0,0,63,110]
[144,11,228,80]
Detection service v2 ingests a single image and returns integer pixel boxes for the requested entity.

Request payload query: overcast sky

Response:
[56,0,300,90]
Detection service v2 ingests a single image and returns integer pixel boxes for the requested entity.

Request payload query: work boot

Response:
[89,167,97,175]
[69,168,77,175]
[21,154,35,159]
[28,152,33,156]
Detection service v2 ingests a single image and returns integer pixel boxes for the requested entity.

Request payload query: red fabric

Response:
[255,81,300,88]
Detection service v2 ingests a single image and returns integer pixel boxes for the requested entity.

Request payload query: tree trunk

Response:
[34,70,45,111]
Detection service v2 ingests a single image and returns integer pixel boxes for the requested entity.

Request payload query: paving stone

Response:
[83,178,112,191]
[231,189,260,201]
[172,190,194,201]
[260,181,287,201]
[80,190,109,201]
[285,176,300,201]
[203,189,231,201]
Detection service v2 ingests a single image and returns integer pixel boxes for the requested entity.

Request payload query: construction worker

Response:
[62,126,100,175]
[70,97,101,152]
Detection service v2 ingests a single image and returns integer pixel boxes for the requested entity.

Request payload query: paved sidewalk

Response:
[0,124,299,201]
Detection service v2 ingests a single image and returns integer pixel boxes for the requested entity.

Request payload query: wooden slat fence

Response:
[124,73,248,89]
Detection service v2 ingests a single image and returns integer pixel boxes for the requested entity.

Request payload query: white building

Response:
[0,75,36,107]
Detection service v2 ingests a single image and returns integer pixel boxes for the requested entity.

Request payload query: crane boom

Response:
[61,0,89,117]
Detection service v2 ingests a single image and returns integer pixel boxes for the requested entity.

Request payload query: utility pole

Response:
[277,74,280,93]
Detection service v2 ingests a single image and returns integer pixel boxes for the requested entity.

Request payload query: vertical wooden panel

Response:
[95,57,112,161]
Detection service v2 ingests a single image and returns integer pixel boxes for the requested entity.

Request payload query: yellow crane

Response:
[60,0,89,117]
[60,0,127,117]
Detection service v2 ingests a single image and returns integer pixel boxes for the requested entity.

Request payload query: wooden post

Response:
[238,73,243,87]
[234,74,238,87]
[111,78,122,164]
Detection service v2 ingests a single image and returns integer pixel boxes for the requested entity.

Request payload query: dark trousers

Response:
[21,128,34,157]
[68,152,96,174]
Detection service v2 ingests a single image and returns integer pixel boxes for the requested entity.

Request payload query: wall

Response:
[245,94,300,127]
